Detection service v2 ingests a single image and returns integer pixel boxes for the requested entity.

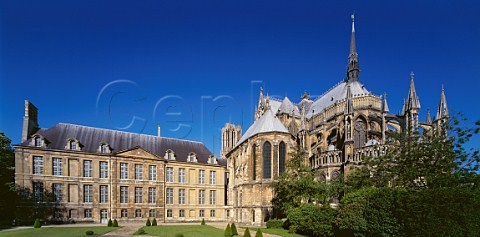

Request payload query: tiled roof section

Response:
[278,97,299,115]
[22,123,220,166]
[235,109,289,147]
[267,97,282,114]
[306,80,370,118]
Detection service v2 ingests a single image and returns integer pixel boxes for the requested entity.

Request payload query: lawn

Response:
[247,227,306,237]
[136,225,225,237]
[0,226,116,237]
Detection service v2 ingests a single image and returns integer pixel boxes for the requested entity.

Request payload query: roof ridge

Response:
[57,123,203,144]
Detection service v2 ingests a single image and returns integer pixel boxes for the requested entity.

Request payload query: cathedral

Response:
[221,15,449,226]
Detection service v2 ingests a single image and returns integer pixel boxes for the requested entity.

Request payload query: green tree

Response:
[0,133,15,226]
[224,223,232,237]
[243,227,251,237]
[254,229,263,237]
[231,222,238,235]
[287,203,336,237]
[107,219,112,227]
[146,218,151,226]
[152,218,157,226]
[201,218,205,225]
[113,219,118,227]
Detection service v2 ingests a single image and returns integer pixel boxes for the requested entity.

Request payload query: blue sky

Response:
[1,1,479,156]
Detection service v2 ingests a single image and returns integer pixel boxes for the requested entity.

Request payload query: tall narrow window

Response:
[52,158,62,176]
[209,190,216,205]
[354,118,367,149]
[100,185,108,203]
[148,187,156,204]
[135,187,143,203]
[149,165,156,181]
[34,136,41,147]
[199,190,205,205]
[100,161,108,179]
[33,182,43,202]
[120,163,128,179]
[52,183,62,202]
[179,168,186,183]
[69,140,76,150]
[83,160,92,178]
[121,209,128,218]
[279,142,286,174]
[100,144,108,153]
[199,170,205,184]
[166,188,174,204]
[33,156,44,175]
[178,189,186,205]
[135,164,143,180]
[210,171,216,185]
[84,185,93,203]
[120,186,128,204]
[263,141,272,179]
[149,209,155,217]
[252,145,256,180]
[166,167,174,182]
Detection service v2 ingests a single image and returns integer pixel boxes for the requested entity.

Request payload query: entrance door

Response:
[100,209,108,224]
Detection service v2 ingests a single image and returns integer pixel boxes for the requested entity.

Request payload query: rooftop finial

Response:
[410,71,415,80]
[351,13,355,32]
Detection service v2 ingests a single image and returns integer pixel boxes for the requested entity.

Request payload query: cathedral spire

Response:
[382,93,389,113]
[426,108,432,124]
[346,14,360,83]
[407,71,421,110]
[436,85,449,120]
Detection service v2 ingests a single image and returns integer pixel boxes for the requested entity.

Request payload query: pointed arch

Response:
[263,141,271,179]
[279,141,286,174]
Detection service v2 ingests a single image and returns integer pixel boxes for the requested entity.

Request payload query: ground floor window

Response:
[210,210,215,217]
[121,209,128,218]
[179,209,185,217]
[84,209,92,218]
[167,209,173,218]
[135,209,142,218]
[227,210,230,217]
[199,209,204,217]
[149,209,155,217]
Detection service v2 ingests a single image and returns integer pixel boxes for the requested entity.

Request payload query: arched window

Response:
[263,141,271,179]
[187,152,197,162]
[354,118,367,148]
[279,142,286,174]
[165,150,175,160]
[252,145,256,180]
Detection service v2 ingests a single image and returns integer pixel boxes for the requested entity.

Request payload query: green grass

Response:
[135,225,225,237]
[0,227,116,237]
[247,227,306,237]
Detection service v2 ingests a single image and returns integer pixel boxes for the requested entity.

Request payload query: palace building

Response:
[221,15,449,226]
[14,101,227,223]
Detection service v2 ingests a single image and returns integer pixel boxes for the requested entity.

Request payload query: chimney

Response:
[157,125,161,137]
[22,100,39,142]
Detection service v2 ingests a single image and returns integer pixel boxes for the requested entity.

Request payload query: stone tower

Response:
[221,123,242,158]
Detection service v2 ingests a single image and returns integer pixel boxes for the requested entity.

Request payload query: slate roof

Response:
[306,80,370,118]
[278,97,299,115]
[22,123,222,166]
[235,109,289,147]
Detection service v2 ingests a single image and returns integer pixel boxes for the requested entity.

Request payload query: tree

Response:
[271,145,341,218]
[0,133,15,226]
[231,222,238,235]
[152,218,157,226]
[287,203,336,237]
[224,223,232,237]
[243,227,251,237]
[201,218,205,225]
[107,219,113,227]
[113,219,118,227]
[33,218,41,228]
[254,229,263,237]
[146,218,151,226]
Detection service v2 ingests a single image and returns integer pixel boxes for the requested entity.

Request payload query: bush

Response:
[231,223,238,235]
[266,219,284,229]
[146,219,151,226]
[33,218,41,228]
[243,227,251,237]
[134,229,146,235]
[175,234,184,237]
[287,203,336,237]
[86,230,94,235]
[254,229,263,237]
[107,219,113,227]
[224,223,232,237]
[288,225,297,234]
[201,218,205,225]
[113,219,119,227]
[152,218,157,226]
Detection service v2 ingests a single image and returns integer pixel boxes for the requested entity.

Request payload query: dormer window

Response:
[66,139,80,151]
[98,143,111,154]
[165,150,175,160]
[33,135,42,147]
[187,152,197,163]
[208,155,217,165]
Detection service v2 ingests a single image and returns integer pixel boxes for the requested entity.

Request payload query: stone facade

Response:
[14,101,227,223]
[222,15,449,226]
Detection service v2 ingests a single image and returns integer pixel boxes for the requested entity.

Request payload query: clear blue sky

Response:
[1,1,479,156]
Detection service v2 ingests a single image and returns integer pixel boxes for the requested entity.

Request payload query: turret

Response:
[346,14,360,83]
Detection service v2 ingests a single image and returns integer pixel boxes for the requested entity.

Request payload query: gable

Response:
[115,146,160,160]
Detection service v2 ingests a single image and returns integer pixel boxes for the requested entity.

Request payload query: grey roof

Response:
[236,109,289,147]
[267,97,282,114]
[22,123,221,166]
[278,97,299,115]
[306,80,370,118]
